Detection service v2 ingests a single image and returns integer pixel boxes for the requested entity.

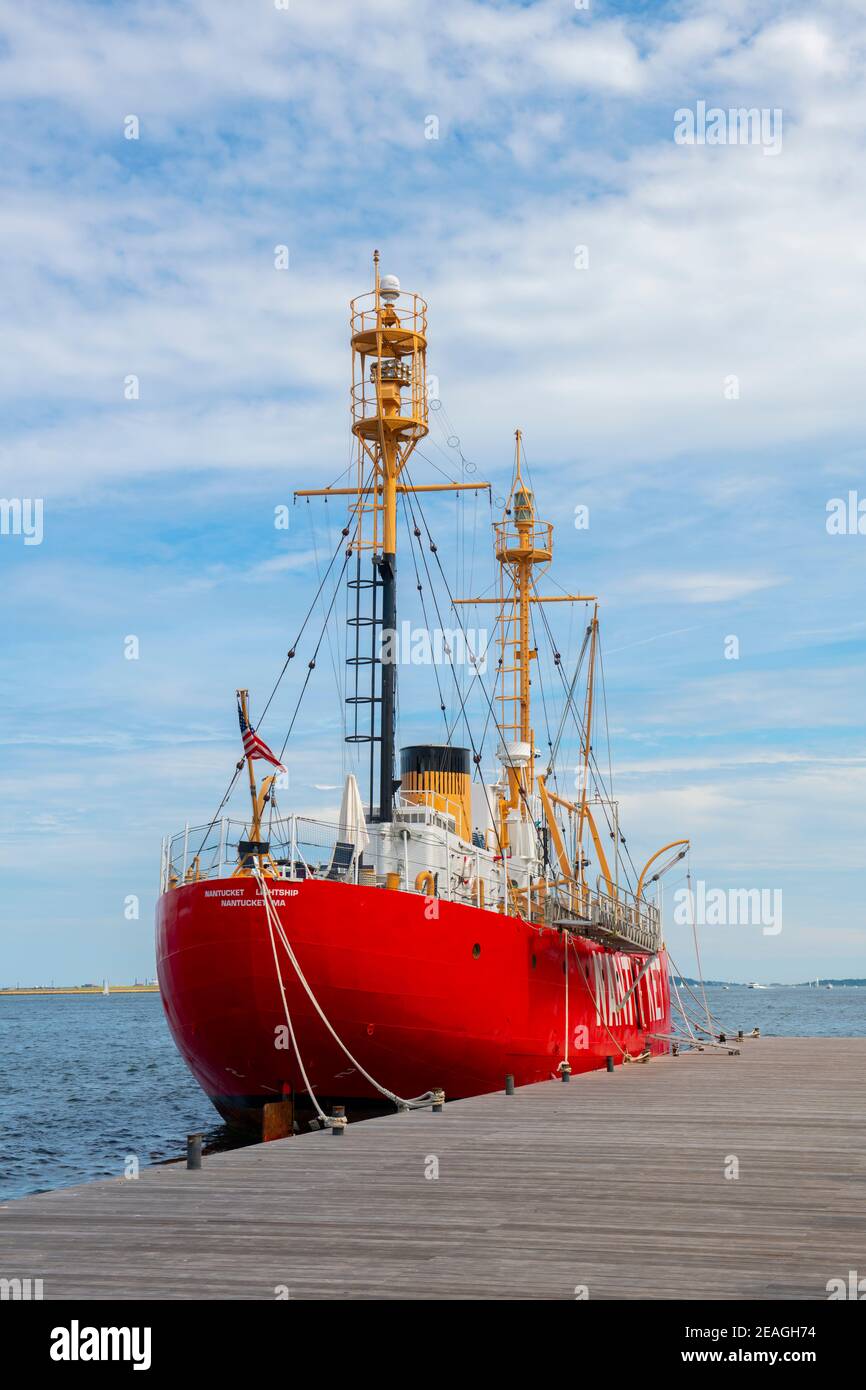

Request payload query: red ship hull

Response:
[156,877,670,1128]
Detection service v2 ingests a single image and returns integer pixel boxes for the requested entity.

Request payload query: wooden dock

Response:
[2,1037,864,1300]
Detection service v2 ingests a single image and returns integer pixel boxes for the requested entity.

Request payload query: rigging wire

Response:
[255,518,352,729]
[529,602,557,793]
[397,479,523,899]
[686,866,714,1035]
[401,460,543,844]
[400,490,450,738]
[307,502,347,745]
[275,547,352,765]
[195,467,375,849]
[191,763,245,860]
[533,596,641,893]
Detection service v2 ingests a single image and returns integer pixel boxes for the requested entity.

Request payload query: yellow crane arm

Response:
[537,774,572,882]
[584,804,615,899]
[537,778,614,897]
[636,839,690,902]
[255,774,277,826]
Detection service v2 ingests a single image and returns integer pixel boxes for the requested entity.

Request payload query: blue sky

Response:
[2,0,865,985]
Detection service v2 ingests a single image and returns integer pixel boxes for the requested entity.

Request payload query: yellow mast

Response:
[239,688,261,846]
[501,431,537,770]
[457,433,593,849]
[295,254,491,821]
[234,688,278,878]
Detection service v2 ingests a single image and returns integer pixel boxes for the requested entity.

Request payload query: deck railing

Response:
[159,815,660,954]
[546,879,661,955]
[162,816,345,890]
[160,811,506,909]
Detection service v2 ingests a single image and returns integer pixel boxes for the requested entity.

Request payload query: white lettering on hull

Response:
[591,953,665,1027]
[202,886,300,906]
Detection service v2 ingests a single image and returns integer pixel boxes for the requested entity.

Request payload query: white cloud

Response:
[4,0,866,981]
[619,571,785,603]
[3,0,866,503]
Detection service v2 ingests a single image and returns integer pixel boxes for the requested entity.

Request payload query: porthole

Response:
[472,943,481,959]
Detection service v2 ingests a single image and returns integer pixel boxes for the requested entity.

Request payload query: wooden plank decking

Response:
[2,1037,864,1300]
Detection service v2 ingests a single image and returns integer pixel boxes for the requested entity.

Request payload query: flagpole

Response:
[237,688,263,874]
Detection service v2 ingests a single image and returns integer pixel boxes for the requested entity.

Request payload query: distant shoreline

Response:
[674,978,865,989]
[0,985,159,996]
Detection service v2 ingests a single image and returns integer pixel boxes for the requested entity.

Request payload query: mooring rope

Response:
[255,872,436,1113]
[669,971,698,1039]
[667,945,731,1036]
[562,928,569,1072]
[686,868,714,1035]
[262,887,330,1127]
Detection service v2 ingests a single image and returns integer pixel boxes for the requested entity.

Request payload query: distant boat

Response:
[102,979,109,996]
[826,983,833,990]
[748,982,769,990]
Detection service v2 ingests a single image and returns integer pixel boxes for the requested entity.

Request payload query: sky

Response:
[1,0,865,986]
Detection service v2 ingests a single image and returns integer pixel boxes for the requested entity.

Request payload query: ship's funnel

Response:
[400,744,471,841]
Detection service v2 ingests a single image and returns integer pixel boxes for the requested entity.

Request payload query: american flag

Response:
[237,699,286,771]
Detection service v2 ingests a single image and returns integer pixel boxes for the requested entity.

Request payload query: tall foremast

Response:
[295,254,489,821]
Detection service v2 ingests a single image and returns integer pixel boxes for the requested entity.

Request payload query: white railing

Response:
[158,814,659,954]
[160,814,348,892]
[545,878,661,954]
[160,812,499,903]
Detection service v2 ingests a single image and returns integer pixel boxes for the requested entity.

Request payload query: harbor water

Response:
[1,986,863,1203]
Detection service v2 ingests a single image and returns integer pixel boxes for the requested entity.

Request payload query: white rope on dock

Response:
[255,871,436,1114]
[262,878,331,1126]
[686,868,714,1035]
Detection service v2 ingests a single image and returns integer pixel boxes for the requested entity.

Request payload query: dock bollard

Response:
[505,1074,515,1096]
[560,1062,571,1083]
[431,1088,445,1113]
[606,1056,615,1073]
[186,1134,202,1170]
[331,1105,347,1136]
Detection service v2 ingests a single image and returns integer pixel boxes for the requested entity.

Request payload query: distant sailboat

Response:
[102,979,110,996]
